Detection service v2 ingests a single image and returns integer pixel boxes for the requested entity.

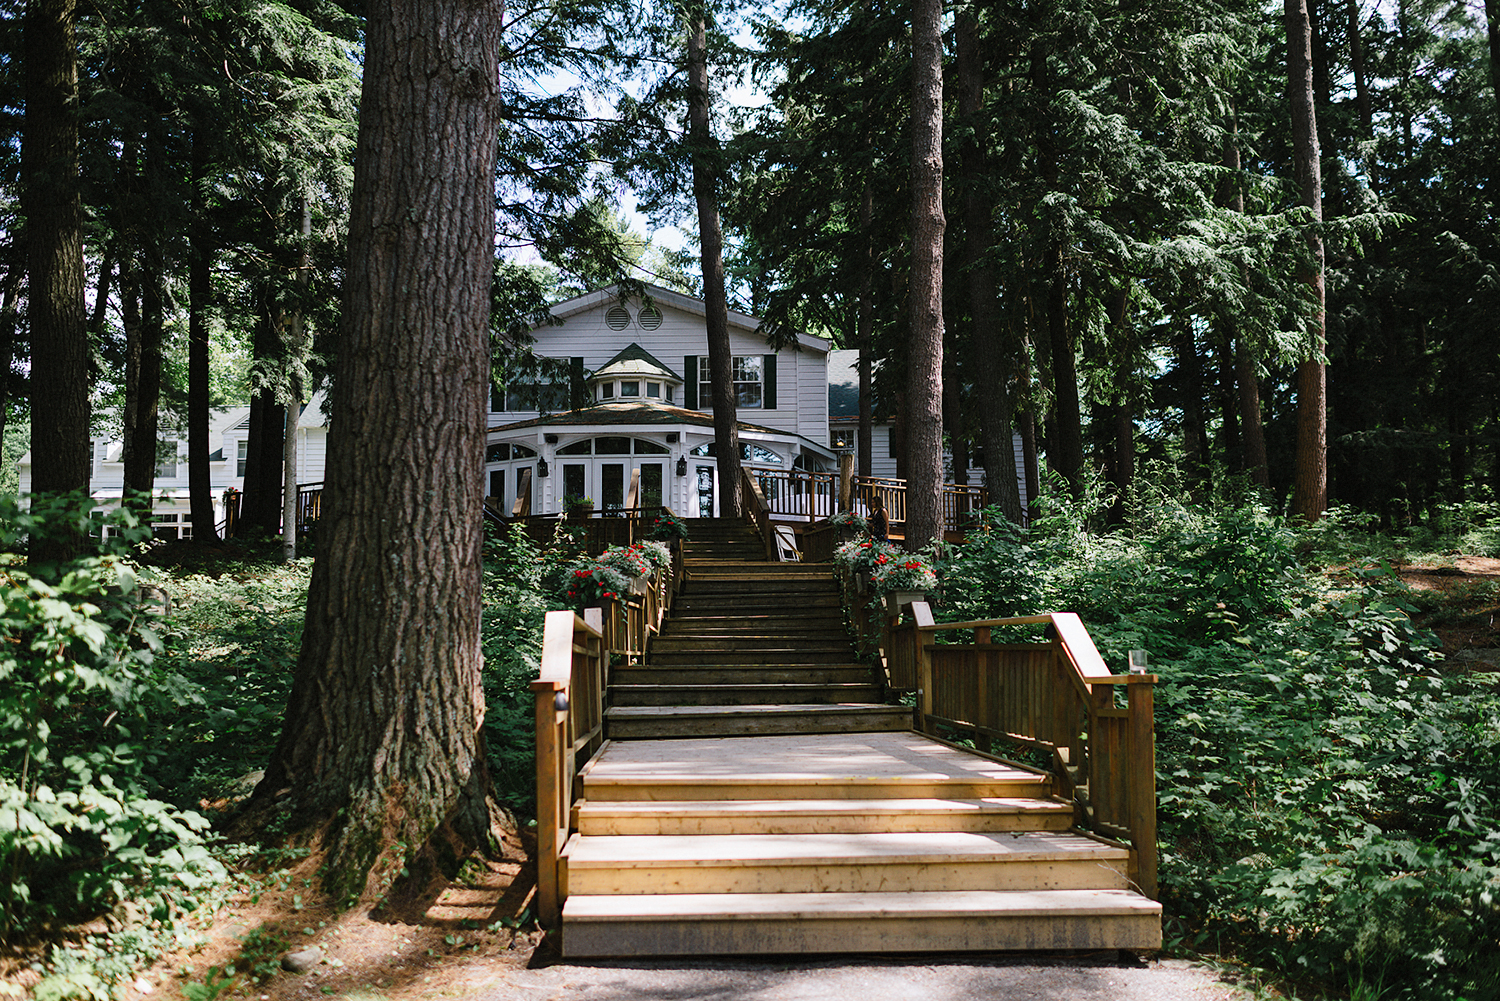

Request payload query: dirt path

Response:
[1398,555,1500,671]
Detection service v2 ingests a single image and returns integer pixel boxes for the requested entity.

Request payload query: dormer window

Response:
[621,381,640,397]
[600,383,614,399]
[647,382,661,398]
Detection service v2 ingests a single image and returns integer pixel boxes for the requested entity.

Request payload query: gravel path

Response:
[479,955,1252,1001]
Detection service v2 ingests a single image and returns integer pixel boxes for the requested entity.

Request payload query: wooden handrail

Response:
[740,467,776,560]
[530,606,604,926]
[529,550,687,926]
[846,589,1158,899]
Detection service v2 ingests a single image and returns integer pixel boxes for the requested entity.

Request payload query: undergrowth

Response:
[934,481,1500,1000]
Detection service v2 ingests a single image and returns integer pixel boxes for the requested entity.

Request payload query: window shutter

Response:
[569,357,586,409]
[684,356,698,409]
[762,354,777,409]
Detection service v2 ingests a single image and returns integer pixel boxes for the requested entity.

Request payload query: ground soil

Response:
[1396,555,1500,670]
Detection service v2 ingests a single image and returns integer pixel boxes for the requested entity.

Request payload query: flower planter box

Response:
[885,590,929,615]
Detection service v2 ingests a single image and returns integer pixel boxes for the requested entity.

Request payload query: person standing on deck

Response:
[868,494,889,541]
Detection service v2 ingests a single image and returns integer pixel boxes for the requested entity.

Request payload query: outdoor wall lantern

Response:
[676,457,688,477]
[1128,649,1148,674]
[537,459,549,477]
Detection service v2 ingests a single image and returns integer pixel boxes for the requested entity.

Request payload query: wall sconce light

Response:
[544,433,558,444]
[1128,650,1149,674]
[537,459,549,477]
[676,457,688,477]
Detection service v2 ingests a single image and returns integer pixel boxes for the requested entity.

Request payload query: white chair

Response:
[774,524,802,562]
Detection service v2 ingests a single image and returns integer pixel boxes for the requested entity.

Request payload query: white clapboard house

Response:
[485,285,838,519]
[15,397,329,540]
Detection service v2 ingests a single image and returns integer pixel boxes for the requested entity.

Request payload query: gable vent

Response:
[606,305,631,330]
[637,305,663,330]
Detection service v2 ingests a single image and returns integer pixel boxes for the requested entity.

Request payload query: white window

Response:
[236,440,248,477]
[698,356,762,409]
[156,440,180,479]
[600,383,614,400]
[620,380,640,397]
[647,382,661,398]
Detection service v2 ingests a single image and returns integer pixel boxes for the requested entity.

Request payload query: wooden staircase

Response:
[605,519,909,738]
[554,519,1162,957]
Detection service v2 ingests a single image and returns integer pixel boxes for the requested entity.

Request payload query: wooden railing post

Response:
[910,600,936,733]
[530,609,575,927]
[1128,675,1158,899]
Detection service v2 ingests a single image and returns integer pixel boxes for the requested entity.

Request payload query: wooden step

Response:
[655,628,851,644]
[672,595,842,612]
[648,636,853,654]
[648,648,856,667]
[605,703,913,738]
[611,666,873,686]
[610,683,882,707]
[561,889,1162,956]
[575,796,1075,835]
[577,733,1053,801]
[562,830,1131,895]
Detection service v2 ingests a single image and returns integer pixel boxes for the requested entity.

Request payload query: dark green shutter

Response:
[762,354,777,409]
[569,356,585,409]
[684,356,698,409]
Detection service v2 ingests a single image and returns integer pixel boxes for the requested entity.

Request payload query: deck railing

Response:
[751,468,838,522]
[850,476,987,535]
[740,467,776,560]
[870,597,1157,899]
[530,546,685,925]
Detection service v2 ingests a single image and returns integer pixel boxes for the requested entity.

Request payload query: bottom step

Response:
[562,889,1162,956]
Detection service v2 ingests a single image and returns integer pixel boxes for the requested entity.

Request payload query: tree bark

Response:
[1177,320,1208,495]
[1348,0,1373,135]
[857,185,875,480]
[1031,46,1082,499]
[123,239,165,504]
[0,268,19,452]
[906,0,945,550]
[188,134,218,543]
[1287,0,1328,521]
[24,0,90,504]
[240,287,286,537]
[281,200,311,561]
[687,7,741,518]
[252,0,505,904]
[957,11,1023,524]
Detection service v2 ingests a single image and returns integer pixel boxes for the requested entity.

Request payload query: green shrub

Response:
[0,494,224,940]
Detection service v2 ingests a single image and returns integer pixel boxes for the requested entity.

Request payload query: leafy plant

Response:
[0,494,224,939]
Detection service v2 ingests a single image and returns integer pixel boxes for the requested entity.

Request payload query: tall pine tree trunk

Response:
[687,6,740,518]
[1287,0,1328,521]
[906,0,946,549]
[24,0,90,507]
[188,133,218,542]
[958,11,1023,523]
[857,184,875,480]
[281,200,311,561]
[249,0,505,905]
[123,239,165,505]
[240,287,286,537]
